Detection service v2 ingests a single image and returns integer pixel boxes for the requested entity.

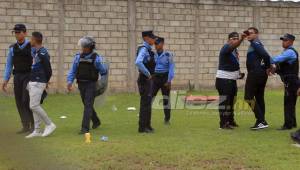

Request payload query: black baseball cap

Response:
[13,24,26,32]
[155,37,164,44]
[142,31,156,39]
[228,32,239,39]
[280,33,295,41]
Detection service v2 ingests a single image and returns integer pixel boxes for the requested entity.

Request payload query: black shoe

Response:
[145,128,154,133]
[147,126,155,132]
[291,131,300,143]
[219,122,234,130]
[78,130,89,135]
[138,127,154,133]
[277,126,292,130]
[92,121,101,129]
[16,128,31,134]
[147,126,154,131]
[229,121,239,127]
[251,121,269,130]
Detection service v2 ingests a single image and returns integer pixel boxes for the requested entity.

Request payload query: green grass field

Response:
[1,90,300,170]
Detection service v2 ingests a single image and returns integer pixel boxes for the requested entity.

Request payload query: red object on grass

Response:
[183,95,219,104]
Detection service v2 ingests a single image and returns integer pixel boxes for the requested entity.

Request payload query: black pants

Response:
[244,72,268,123]
[137,74,153,130]
[78,81,100,132]
[282,75,298,128]
[13,73,34,129]
[152,73,171,122]
[215,78,237,127]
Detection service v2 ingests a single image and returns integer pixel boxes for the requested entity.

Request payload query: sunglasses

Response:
[230,37,239,40]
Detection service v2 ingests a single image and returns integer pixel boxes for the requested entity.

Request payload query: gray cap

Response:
[78,36,96,48]
[142,30,156,39]
[13,24,26,32]
[280,33,295,41]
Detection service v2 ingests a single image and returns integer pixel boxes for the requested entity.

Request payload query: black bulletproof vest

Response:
[136,45,155,75]
[277,47,299,76]
[12,42,32,74]
[76,53,99,82]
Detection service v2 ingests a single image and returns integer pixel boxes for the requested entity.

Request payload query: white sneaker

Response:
[25,131,43,139]
[251,122,268,130]
[42,123,56,137]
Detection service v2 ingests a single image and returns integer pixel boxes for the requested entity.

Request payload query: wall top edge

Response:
[136,0,300,7]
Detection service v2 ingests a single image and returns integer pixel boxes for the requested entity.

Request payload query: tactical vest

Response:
[76,53,99,82]
[277,47,299,76]
[136,45,155,75]
[12,42,32,74]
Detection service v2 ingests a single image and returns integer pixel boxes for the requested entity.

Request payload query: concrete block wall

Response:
[0,0,300,92]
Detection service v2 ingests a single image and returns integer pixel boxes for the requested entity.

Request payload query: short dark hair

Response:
[155,37,164,45]
[228,32,239,39]
[32,32,43,44]
[248,27,259,34]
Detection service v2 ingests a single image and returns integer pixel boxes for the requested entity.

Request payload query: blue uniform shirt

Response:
[135,41,153,78]
[154,50,175,82]
[271,46,297,64]
[67,52,107,84]
[3,39,32,81]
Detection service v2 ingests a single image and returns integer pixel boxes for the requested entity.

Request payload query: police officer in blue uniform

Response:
[135,31,156,133]
[272,34,299,130]
[2,24,34,133]
[244,27,272,130]
[67,36,108,134]
[152,37,175,124]
[215,32,246,129]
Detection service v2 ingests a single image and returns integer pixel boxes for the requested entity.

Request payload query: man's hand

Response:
[67,83,73,92]
[46,82,50,89]
[241,33,247,40]
[266,64,276,76]
[147,75,152,80]
[266,68,272,76]
[297,88,300,96]
[238,72,245,79]
[266,68,274,76]
[271,64,276,74]
[2,80,8,92]
[164,82,171,90]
